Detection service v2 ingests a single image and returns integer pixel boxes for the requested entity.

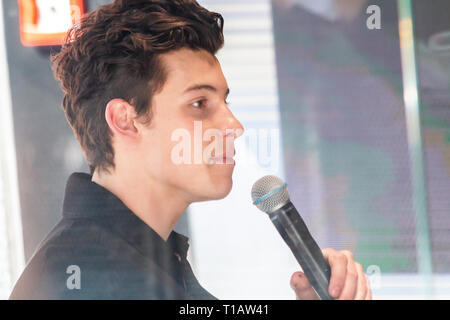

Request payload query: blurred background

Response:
[0,0,449,299]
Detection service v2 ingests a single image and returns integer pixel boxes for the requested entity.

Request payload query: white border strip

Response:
[0,0,25,292]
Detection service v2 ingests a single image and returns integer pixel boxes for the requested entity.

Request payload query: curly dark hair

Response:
[51,0,224,173]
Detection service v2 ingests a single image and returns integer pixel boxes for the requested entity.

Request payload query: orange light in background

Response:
[18,0,85,47]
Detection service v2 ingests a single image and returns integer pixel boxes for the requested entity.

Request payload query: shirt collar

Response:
[62,172,190,261]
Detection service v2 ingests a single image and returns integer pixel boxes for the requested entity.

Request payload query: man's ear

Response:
[104,99,139,138]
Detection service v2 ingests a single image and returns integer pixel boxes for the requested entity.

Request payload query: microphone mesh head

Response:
[251,175,290,213]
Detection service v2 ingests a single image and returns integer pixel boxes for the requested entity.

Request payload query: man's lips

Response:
[210,151,236,163]
[210,156,235,162]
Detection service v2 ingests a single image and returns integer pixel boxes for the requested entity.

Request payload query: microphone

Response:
[251,175,334,300]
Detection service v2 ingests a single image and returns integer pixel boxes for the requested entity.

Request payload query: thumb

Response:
[290,271,319,300]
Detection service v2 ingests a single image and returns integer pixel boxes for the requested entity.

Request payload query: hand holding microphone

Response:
[251,175,372,300]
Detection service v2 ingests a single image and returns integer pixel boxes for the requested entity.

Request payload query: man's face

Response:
[135,48,243,203]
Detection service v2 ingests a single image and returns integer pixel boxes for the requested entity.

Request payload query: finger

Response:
[365,275,373,300]
[290,271,319,300]
[322,248,347,298]
[354,263,367,300]
[338,250,358,300]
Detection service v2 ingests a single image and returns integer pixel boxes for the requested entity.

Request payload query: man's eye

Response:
[191,100,207,109]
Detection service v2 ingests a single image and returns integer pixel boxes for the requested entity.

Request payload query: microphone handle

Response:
[269,201,334,300]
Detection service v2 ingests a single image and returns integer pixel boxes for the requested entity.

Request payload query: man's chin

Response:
[214,183,233,199]
[195,179,233,202]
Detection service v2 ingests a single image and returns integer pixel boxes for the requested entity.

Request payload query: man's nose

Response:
[221,105,244,139]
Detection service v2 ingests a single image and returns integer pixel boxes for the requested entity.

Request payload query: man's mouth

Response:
[209,150,236,164]
[209,156,235,163]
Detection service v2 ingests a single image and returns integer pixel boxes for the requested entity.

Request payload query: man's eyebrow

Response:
[183,84,230,96]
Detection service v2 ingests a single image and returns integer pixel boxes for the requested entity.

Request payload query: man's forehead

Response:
[160,48,218,70]
[159,48,226,91]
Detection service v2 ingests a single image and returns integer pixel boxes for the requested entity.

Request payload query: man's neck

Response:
[92,168,189,241]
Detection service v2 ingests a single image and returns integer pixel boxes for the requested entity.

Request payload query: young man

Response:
[10,0,371,300]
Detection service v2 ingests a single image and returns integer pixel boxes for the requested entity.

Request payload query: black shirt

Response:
[10,173,216,300]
